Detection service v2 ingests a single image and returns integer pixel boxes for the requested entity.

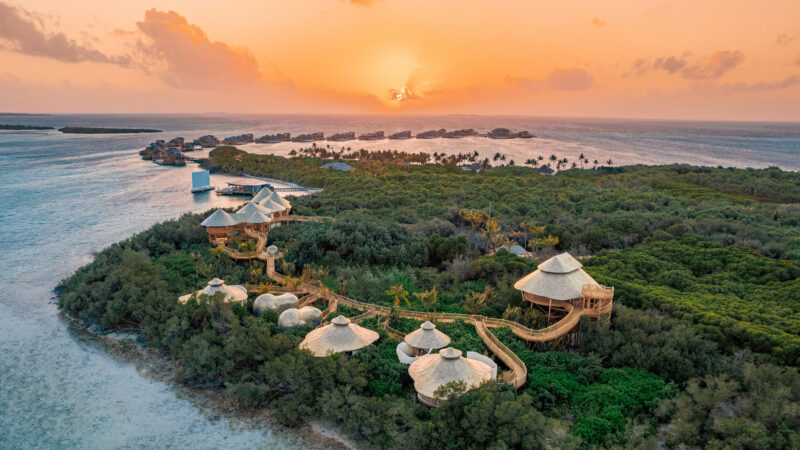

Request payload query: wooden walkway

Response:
[220,235,595,391]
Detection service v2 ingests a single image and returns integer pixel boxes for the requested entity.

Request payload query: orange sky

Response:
[1,0,799,120]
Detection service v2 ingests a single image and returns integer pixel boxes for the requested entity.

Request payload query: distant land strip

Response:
[58,127,162,134]
[0,124,55,130]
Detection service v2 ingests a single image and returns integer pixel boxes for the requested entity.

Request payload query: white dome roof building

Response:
[178,278,248,304]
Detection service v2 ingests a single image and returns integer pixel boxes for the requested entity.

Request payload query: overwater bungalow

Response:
[416,129,446,139]
[196,135,219,148]
[488,128,512,139]
[178,278,248,304]
[327,132,355,141]
[513,252,613,319]
[222,134,254,145]
[388,131,412,140]
[292,134,315,142]
[255,134,281,144]
[299,315,380,357]
[408,347,492,407]
[358,131,385,140]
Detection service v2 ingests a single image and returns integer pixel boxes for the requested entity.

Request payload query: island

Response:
[58,146,800,449]
[0,124,55,130]
[58,126,162,134]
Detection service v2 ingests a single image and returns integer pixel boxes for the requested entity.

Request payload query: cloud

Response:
[131,9,263,89]
[632,50,744,79]
[776,32,799,46]
[504,75,541,92]
[716,75,800,93]
[653,56,687,74]
[591,17,605,27]
[546,68,593,90]
[681,50,744,79]
[0,1,128,65]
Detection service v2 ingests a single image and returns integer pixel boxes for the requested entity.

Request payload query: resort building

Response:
[200,187,291,243]
[299,315,380,357]
[178,278,248,303]
[404,321,451,356]
[408,347,493,407]
[513,252,613,319]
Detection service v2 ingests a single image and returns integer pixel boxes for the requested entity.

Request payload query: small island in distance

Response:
[58,127,162,134]
[0,124,55,130]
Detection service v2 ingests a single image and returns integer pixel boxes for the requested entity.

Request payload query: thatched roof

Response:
[234,202,273,223]
[201,209,237,227]
[299,315,379,356]
[404,321,451,350]
[408,348,492,399]
[513,252,598,301]
[178,278,248,303]
[260,189,291,208]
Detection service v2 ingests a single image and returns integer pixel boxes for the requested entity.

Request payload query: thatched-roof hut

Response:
[404,321,451,355]
[408,347,492,407]
[299,315,379,357]
[178,278,248,304]
[514,252,613,318]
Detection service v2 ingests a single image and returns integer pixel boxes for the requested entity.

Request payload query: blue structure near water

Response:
[191,170,214,193]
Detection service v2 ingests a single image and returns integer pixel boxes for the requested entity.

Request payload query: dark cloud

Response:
[0,1,128,65]
[132,9,263,89]
[591,17,605,27]
[546,68,593,90]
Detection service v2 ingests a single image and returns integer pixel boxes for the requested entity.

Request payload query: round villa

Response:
[514,252,613,319]
[405,321,451,356]
[178,278,248,303]
[408,347,493,407]
[299,315,380,357]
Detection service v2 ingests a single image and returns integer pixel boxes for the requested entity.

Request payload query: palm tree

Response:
[385,284,410,307]
[465,286,494,315]
[413,286,439,312]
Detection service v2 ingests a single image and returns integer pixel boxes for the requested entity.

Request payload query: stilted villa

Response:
[514,252,613,319]
[178,278,248,303]
[408,347,493,407]
[201,187,291,243]
[299,315,380,357]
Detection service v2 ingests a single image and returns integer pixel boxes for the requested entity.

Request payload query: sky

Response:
[1,0,799,120]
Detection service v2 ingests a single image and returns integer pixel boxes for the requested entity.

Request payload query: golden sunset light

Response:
[1,0,799,119]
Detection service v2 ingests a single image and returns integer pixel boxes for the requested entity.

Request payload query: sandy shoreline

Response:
[62,313,357,449]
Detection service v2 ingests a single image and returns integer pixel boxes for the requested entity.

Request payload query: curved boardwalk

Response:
[221,234,597,391]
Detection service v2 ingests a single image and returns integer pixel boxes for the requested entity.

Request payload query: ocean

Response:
[0,114,798,448]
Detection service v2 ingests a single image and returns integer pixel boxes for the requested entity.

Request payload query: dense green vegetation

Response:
[58,127,162,134]
[0,124,54,130]
[58,150,800,448]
